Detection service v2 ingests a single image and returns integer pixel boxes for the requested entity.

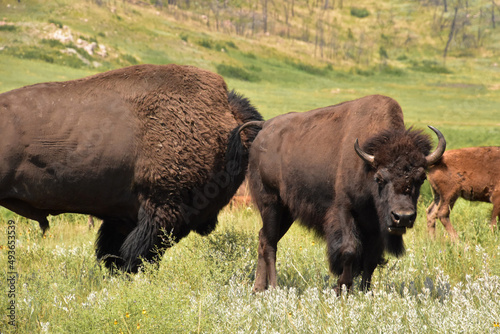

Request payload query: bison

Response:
[0,64,262,272]
[426,146,500,240]
[242,95,446,293]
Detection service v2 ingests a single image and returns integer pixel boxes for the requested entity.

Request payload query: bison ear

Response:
[425,126,446,166]
[354,139,375,167]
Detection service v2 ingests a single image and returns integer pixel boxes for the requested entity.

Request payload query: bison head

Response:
[354,126,445,237]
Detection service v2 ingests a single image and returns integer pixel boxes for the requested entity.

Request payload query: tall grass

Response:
[1,200,499,333]
[0,0,499,332]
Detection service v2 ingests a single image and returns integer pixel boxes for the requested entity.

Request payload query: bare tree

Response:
[443,6,458,63]
[492,0,498,28]
[262,0,268,33]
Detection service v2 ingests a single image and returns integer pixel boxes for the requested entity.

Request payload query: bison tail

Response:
[226,89,263,160]
[224,90,264,197]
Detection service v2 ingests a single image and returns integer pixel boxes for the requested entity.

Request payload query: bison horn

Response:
[425,126,446,166]
[238,120,265,134]
[354,138,375,166]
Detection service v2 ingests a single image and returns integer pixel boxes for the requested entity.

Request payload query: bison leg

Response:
[253,200,293,292]
[37,216,50,236]
[88,216,95,230]
[96,217,135,271]
[360,238,384,291]
[490,191,500,231]
[326,206,359,295]
[426,195,440,238]
[436,197,459,241]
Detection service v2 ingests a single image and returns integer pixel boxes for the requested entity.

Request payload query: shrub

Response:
[411,60,452,74]
[350,7,370,18]
[216,63,260,82]
[288,60,330,76]
[120,53,139,65]
[0,25,17,32]
[225,41,238,49]
[41,39,65,48]
[380,65,406,76]
[197,38,213,49]
[48,19,63,28]
[243,52,257,59]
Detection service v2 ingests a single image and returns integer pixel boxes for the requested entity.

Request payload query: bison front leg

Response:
[490,191,500,231]
[253,201,293,292]
[326,206,359,295]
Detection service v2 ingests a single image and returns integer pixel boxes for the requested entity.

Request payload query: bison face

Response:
[373,165,427,235]
[354,126,446,236]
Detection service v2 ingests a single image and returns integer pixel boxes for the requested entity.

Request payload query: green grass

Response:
[0,204,499,333]
[0,0,499,332]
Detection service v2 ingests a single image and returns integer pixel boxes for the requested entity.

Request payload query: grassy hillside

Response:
[0,1,500,333]
[1,0,499,146]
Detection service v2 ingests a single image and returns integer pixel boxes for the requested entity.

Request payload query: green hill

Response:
[1,0,499,147]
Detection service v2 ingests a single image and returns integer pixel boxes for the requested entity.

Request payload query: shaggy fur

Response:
[0,64,262,272]
[248,95,444,293]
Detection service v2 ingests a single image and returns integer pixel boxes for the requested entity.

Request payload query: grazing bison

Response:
[0,64,262,272]
[244,95,445,293]
[426,146,500,240]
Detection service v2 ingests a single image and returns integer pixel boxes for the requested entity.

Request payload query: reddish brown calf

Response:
[426,146,500,240]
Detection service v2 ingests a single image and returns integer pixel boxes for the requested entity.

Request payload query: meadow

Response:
[1,0,500,332]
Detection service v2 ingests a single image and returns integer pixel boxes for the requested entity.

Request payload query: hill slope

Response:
[0,0,499,147]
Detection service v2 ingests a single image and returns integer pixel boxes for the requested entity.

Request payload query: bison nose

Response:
[391,211,416,227]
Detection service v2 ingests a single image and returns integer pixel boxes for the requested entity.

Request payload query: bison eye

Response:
[374,174,385,186]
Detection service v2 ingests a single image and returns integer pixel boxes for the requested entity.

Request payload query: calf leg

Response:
[490,191,500,231]
[426,198,439,237]
[88,216,95,230]
[436,196,459,241]
[253,198,293,292]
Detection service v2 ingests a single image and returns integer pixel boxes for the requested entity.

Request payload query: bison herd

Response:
[0,64,497,293]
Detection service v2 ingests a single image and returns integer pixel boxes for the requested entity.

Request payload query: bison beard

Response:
[0,64,262,273]
[247,95,445,294]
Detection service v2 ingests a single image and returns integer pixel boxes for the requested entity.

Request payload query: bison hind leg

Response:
[96,217,135,271]
[490,191,500,231]
[38,217,50,236]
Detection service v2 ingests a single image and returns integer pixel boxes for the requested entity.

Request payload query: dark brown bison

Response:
[243,95,445,293]
[426,146,500,240]
[0,64,262,272]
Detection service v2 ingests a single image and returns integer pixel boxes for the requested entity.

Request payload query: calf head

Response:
[355,126,446,237]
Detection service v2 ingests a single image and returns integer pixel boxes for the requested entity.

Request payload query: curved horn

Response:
[425,126,446,166]
[238,120,265,134]
[354,138,375,166]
